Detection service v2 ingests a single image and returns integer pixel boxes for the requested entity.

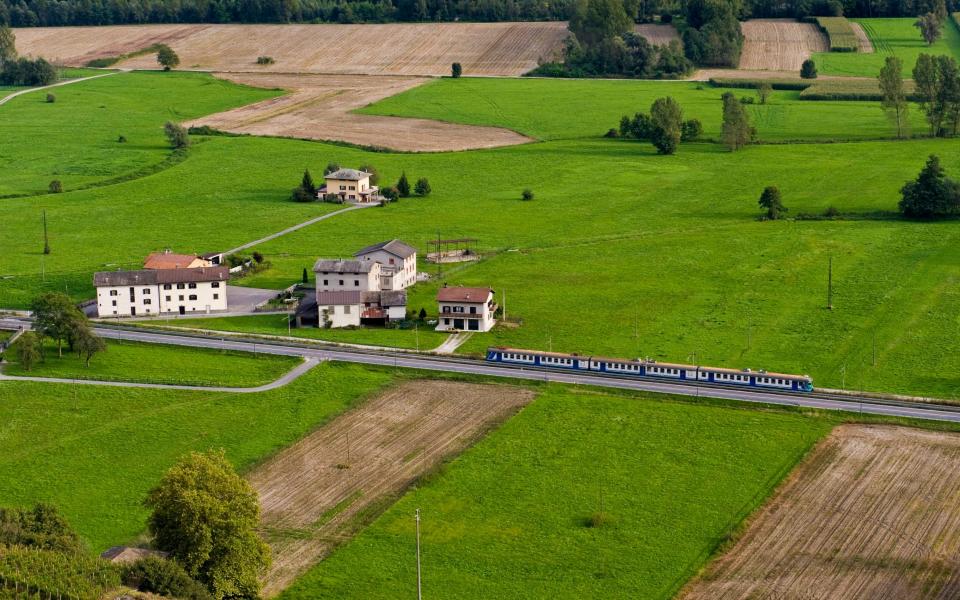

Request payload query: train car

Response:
[485,347,813,392]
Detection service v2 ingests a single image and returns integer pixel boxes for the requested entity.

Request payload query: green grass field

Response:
[280,386,834,599]
[0,362,394,551]
[814,18,960,77]
[2,339,301,387]
[0,70,279,196]
[136,314,450,350]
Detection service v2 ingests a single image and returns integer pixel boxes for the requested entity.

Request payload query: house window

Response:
[444,318,450,325]
[211,282,220,288]
[142,288,151,294]
[165,296,171,301]
[109,290,118,296]
[213,294,219,300]
[189,294,197,301]
[389,258,395,264]
[144,299,152,305]
[339,280,344,286]
[442,306,451,313]
[354,280,359,287]
[349,185,355,190]
[339,185,346,191]
[188,283,197,289]
[470,306,477,314]
[323,280,328,286]
[179,295,184,301]
[176,283,185,289]
[111,300,117,306]
[163,284,172,290]
[344,305,351,314]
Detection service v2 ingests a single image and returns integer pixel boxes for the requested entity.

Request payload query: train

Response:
[485,347,814,393]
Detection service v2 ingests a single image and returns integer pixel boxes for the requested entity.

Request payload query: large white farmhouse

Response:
[315,290,407,328]
[354,239,417,291]
[314,259,381,292]
[93,266,229,318]
[435,286,497,332]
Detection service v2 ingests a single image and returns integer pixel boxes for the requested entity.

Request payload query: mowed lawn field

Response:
[2,339,301,387]
[3,72,960,397]
[813,18,960,77]
[0,362,394,551]
[280,387,834,599]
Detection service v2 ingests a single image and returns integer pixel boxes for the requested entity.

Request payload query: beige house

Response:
[354,239,417,291]
[143,250,213,270]
[314,259,381,292]
[94,266,229,318]
[435,286,497,332]
[319,168,380,203]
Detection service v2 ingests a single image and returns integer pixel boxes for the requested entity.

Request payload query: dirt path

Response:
[739,19,829,71]
[680,424,960,600]
[0,70,119,106]
[248,380,534,595]
[187,72,533,152]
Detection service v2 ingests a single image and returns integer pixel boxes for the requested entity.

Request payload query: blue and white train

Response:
[486,347,814,393]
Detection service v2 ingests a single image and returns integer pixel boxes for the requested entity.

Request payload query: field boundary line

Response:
[0,70,121,106]
[0,355,318,392]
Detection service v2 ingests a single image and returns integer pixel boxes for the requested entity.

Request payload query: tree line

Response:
[0,24,56,85]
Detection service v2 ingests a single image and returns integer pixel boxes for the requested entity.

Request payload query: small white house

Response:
[314,259,381,292]
[319,169,380,203]
[93,267,229,318]
[354,239,417,291]
[435,286,497,332]
[316,290,407,328]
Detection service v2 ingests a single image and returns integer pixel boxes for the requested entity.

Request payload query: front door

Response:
[130,307,136,316]
[179,306,185,315]
[468,320,479,331]
[454,319,464,329]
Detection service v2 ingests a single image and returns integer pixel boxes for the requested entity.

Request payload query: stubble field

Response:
[738,19,829,71]
[680,425,960,599]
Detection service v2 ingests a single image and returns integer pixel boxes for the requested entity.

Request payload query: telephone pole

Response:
[42,210,51,255]
[415,508,423,600]
[827,256,833,310]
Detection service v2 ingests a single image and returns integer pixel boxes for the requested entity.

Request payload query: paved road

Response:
[3,318,959,423]
[0,71,120,106]
[223,204,371,256]
[0,357,319,393]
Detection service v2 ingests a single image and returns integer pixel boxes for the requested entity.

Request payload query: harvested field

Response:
[851,22,875,53]
[633,23,680,46]
[187,73,533,151]
[680,425,960,600]
[739,19,830,71]
[248,380,534,595]
[13,22,568,76]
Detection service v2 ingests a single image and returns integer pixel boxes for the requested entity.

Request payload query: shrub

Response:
[382,186,399,201]
[45,92,55,103]
[522,189,534,201]
[801,59,818,79]
[649,96,683,155]
[681,119,702,141]
[739,95,755,104]
[451,62,462,78]
[757,82,772,104]
[758,186,787,220]
[122,556,212,600]
[397,172,411,197]
[48,179,62,193]
[585,511,612,528]
[163,121,189,149]
[291,186,315,202]
[899,155,960,218]
[0,57,57,86]
[824,205,840,217]
[252,251,264,264]
[604,128,619,138]
[414,177,432,196]
[117,135,127,143]
[256,55,275,65]
[660,12,672,23]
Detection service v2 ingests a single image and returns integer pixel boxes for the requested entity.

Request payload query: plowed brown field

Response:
[248,380,533,595]
[633,23,680,46]
[187,72,533,151]
[680,425,960,600]
[739,19,829,71]
[13,22,569,76]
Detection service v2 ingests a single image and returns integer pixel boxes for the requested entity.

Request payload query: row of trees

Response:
[681,0,745,67]
[17,292,105,370]
[879,53,960,138]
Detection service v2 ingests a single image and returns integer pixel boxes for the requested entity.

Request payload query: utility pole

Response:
[502,289,507,321]
[415,508,423,600]
[415,324,420,352]
[747,323,752,350]
[872,332,876,367]
[827,256,834,310]
[42,210,51,255]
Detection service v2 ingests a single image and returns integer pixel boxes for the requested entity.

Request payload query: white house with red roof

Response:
[435,286,497,332]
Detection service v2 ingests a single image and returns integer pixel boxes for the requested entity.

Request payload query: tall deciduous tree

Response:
[73,325,106,367]
[156,44,180,70]
[146,450,270,599]
[914,12,943,46]
[879,56,909,138]
[0,23,16,65]
[913,53,960,136]
[721,92,754,151]
[649,96,683,154]
[15,331,41,371]
[569,0,632,45]
[31,292,84,358]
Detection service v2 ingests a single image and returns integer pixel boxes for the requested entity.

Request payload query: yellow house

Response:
[320,168,380,203]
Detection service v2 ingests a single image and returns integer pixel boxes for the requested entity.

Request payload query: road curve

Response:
[3,318,959,423]
[0,70,120,106]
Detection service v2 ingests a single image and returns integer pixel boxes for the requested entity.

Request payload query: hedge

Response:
[709,78,812,91]
[798,79,919,101]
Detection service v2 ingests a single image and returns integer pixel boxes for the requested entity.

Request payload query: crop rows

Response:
[815,17,860,52]
[0,546,120,600]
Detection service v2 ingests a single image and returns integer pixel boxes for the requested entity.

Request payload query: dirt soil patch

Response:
[248,380,534,595]
[186,72,533,152]
[850,22,875,53]
[14,22,568,76]
[680,424,960,600]
[739,19,830,71]
[633,23,680,46]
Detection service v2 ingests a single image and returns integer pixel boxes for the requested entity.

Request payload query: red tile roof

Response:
[437,286,493,303]
[144,251,207,270]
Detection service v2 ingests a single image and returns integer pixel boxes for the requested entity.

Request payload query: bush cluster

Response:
[0,56,56,86]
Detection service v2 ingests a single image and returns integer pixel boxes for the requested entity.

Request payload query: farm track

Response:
[13,22,570,77]
[189,72,534,152]
[739,20,830,71]
[679,425,960,599]
[248,380,533,595]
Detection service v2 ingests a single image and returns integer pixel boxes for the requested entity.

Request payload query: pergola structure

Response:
[426,237,479,264]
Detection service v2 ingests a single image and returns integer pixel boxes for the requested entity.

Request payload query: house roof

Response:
[379,290,408,307]
[437,286,493,303]
[100,546,169,564]
[354,239,417,260]
[144,251,206,270]
[325,168,370,181]
[313,259,376,274]
[93,266,229,287]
